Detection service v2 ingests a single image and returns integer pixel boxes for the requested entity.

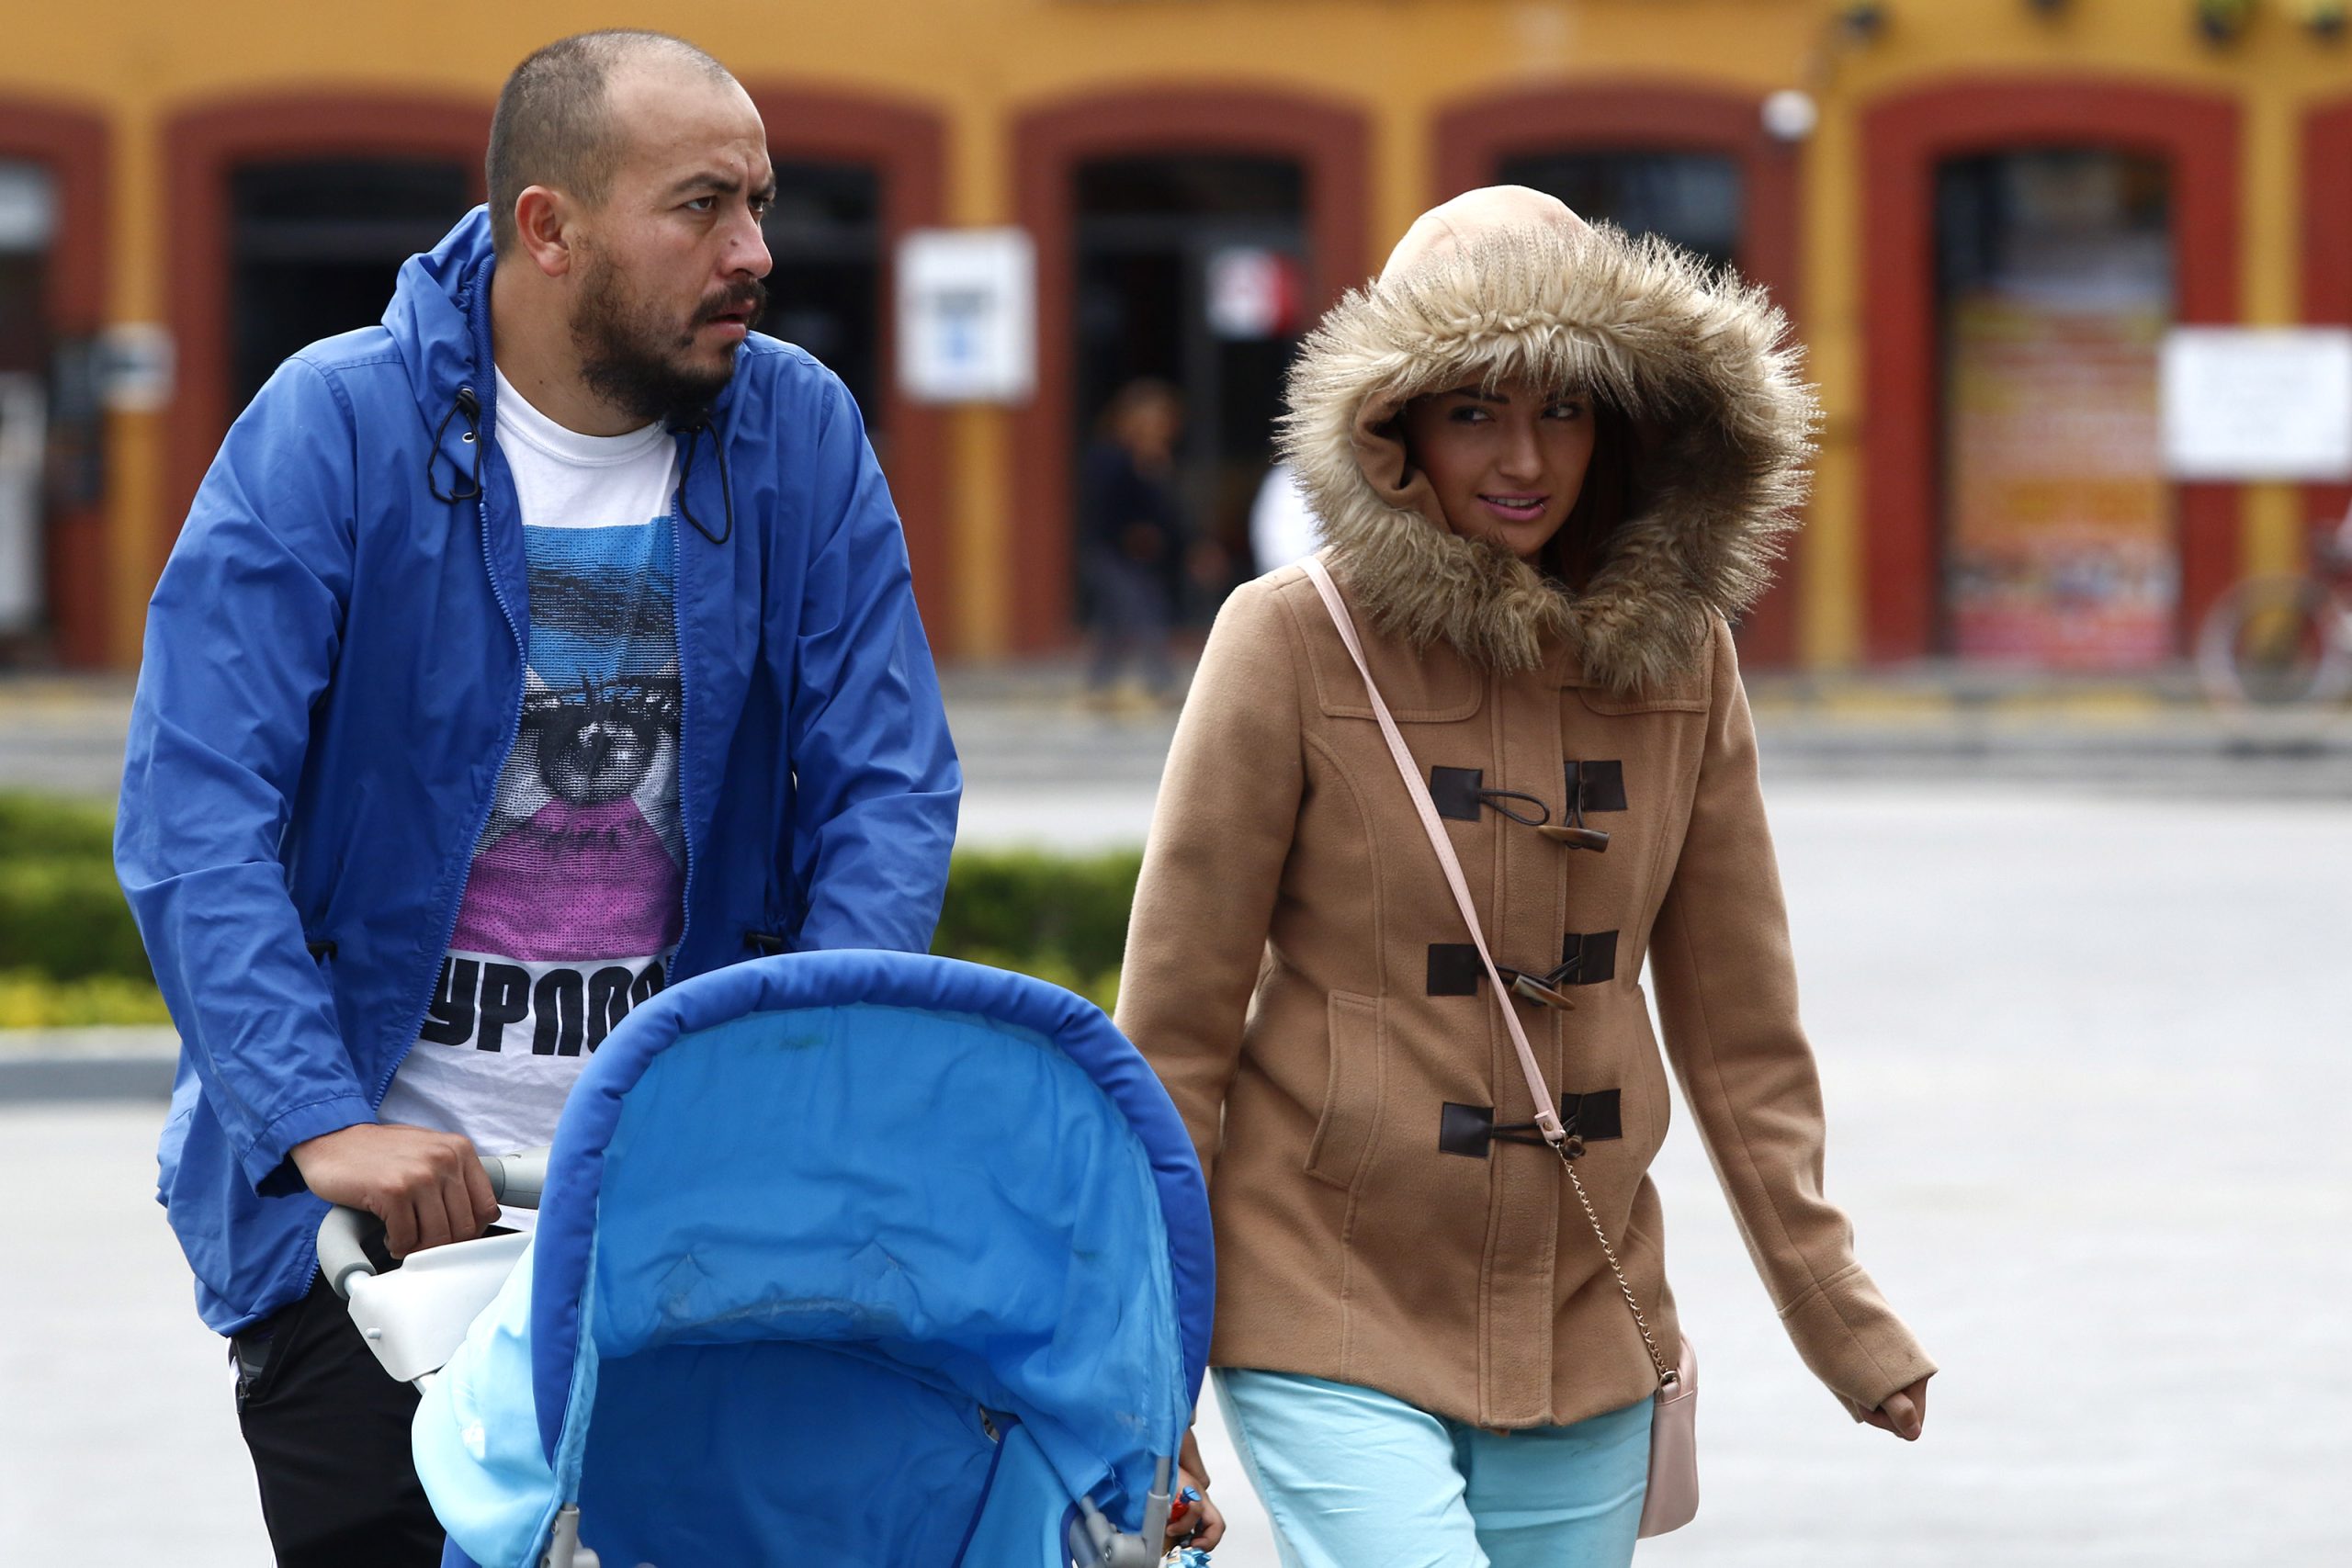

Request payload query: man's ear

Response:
[512,186,574,279]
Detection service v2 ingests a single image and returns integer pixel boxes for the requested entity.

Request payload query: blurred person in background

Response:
[1080,377,1187,706]
[1118,187,1934,1567]
[112,30,958,1565]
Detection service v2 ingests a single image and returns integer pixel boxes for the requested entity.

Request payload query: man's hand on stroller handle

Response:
[292,1122,501,1258]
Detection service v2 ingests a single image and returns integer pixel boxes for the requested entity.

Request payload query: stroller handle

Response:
[318,1147,550,1299]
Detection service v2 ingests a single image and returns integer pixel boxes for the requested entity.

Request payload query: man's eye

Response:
[684,197,716,213]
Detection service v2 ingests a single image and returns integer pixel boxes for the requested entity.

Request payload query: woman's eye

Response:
[1547,401,1588,420]
[1448,405,1491,424]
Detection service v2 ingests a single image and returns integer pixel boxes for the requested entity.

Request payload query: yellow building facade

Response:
[3,0,2348,671]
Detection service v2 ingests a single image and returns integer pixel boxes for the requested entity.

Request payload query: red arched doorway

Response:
[164,93,491,570]
[0,99,107,667]
[1010,87,1371,651]
[2300,99,2352,547]
[1434,81,1804,666]
[1860,80,2240,665]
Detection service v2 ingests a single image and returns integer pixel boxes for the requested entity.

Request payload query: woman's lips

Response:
[1478,494,1547,522]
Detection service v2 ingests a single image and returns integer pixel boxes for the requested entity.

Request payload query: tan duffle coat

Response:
[1115,187,1935,1440]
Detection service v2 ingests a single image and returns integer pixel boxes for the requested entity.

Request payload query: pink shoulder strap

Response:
[1297,554,1566,1147]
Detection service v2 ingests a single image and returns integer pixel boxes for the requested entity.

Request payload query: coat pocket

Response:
[1303,990,1384,1192]
[1576,684,1710,716]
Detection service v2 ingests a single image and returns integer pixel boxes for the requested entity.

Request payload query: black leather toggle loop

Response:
[1427,943,1484,996]
[305,940,337,962]
[1567,760,1628,814]
[1430,767,1552,828]
[1544,759,1624,852]
[1439,1089,1623,1157]
[1429,942,1615,999]
[1559,931,1619,986]
[744,931,790,956]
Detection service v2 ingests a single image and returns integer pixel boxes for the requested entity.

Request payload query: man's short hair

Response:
[487,29,733,254]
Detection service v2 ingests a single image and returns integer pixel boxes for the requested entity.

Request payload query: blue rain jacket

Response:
[116,209,962,1334]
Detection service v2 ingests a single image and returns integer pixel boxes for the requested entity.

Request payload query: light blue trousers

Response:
[1215,1368,1652,1568]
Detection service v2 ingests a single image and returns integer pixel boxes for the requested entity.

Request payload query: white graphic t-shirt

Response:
[377,369,684,1172]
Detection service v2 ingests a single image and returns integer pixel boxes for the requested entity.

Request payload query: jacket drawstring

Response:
[427,386,482,503]
[673,412,734,547]
[425,384,733,544]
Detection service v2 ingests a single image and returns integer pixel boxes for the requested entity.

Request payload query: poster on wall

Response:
[1939,152,2176,671]
[1944,295,2175,669]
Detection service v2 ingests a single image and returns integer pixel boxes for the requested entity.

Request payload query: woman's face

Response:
[1398,378,1597,561]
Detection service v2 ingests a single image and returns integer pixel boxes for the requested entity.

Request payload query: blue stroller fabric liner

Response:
[414,951,1213,1568]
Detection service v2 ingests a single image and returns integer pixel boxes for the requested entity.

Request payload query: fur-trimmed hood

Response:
[1279,185,1819,694]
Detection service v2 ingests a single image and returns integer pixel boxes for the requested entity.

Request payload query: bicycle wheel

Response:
[2196,575,2352,705]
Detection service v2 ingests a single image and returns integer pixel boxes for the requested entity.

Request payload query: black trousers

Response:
[232,1272,446,1567]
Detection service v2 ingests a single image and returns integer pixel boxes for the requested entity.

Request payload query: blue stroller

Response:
[328,950,1213,1568]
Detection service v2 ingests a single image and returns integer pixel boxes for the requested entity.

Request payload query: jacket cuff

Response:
[241,1093,375,1193]
[1777,1261,1938,1416]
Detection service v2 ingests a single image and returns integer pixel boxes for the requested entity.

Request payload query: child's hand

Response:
[1165,1470,1225,1551]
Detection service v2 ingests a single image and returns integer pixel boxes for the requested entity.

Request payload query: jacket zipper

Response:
[371,400,528,1111]
[668,478,697,972]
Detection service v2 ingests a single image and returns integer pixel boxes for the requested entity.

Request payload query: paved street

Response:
[6,766,2351,1563]
[17,668,2352,811]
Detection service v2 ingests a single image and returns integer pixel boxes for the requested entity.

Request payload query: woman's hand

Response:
[1166,1466,1226,1551]
[1860,1375,1930,1441]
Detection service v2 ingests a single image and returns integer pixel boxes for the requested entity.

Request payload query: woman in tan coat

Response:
[1118,187,1935,1566]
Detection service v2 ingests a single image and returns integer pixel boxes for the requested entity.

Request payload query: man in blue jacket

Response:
[115,30,960,1564]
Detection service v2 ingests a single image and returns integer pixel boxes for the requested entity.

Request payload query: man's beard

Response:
[571,254,766,427]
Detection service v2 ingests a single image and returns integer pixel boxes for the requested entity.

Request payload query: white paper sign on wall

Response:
[897,229,1036,405]
[2161,327,2352,481]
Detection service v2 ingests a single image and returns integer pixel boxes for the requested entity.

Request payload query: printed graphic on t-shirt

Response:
[419,951,670,1058]
[450,521,684,970]
[379,375,684,1169]
[379,516,684,1158]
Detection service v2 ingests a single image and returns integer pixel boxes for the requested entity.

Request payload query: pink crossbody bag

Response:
[1301,554,1700,1537]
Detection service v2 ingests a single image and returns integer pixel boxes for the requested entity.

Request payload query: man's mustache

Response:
[698,280,769,324]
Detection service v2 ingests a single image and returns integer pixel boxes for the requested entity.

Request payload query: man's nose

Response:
[727,210,773,279]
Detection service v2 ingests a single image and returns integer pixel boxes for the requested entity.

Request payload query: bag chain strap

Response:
[1557,1141,1676,1387]
[1302,554,1678,1393]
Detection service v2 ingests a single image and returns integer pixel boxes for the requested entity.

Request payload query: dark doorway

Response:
[229,159,474,408]
[1498,150,1744,271]
[0,160,54,653]
[761,161,885,455]
[1073,155,1308,623]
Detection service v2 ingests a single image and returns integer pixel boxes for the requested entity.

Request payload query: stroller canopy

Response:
[415,951,1213,1568]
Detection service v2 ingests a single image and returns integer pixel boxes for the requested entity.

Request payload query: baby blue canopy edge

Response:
[522,948,1216,1467]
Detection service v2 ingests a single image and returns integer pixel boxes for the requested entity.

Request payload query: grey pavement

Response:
[14,665,2352,809]
[6,782,2349,1563]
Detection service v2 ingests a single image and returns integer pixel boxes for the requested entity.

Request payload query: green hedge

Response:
[0,793,1143,1018]
[1,795,150,983]
[0,793,116,861]
[0,970,174,1029]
